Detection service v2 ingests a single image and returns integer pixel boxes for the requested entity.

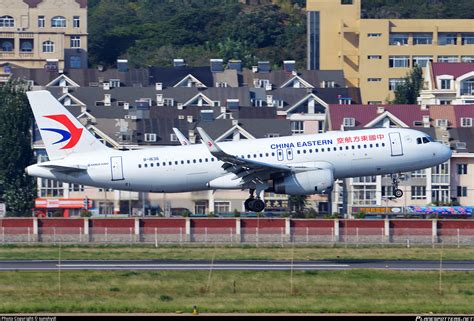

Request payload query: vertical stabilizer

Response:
[26,90,109,160]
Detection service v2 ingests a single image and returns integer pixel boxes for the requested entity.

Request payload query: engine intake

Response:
[273,169,334,195]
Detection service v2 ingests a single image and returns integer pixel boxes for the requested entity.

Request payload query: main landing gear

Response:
[391,174,404,198]
[245,189,266,213]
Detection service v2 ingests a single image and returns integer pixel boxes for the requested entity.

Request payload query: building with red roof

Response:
[420,62,474,106]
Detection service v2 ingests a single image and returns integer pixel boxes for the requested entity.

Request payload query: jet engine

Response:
[273,169,334,195]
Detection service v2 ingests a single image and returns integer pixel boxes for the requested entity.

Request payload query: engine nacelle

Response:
[273,169,334,195]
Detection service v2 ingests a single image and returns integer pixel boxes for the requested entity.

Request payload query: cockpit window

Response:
[422,137,430,144]
[417,138,423,144]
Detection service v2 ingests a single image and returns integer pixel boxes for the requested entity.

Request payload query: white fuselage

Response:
[27,128,452,194]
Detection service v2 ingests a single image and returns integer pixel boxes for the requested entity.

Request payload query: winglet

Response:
[196,127,224,155]
[172,128,191,146]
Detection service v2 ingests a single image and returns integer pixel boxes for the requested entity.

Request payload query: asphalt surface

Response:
[1,259,474,271]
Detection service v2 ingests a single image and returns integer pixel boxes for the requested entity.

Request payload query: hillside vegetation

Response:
[87,0,474,68]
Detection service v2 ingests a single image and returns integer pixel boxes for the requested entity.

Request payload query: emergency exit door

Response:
[111,156,125,181]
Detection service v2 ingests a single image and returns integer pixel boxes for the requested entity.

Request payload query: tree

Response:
[289,195,308,217]
[392,65,424,104]
[0,80,36,216]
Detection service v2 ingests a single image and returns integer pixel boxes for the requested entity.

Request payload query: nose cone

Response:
[440,144,452,162]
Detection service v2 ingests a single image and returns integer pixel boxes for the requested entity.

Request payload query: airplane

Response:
[25,91,452,212]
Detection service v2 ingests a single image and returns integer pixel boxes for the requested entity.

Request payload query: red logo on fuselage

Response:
[41,114,83,150]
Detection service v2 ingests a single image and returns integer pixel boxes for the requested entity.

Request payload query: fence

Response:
[1,226,474,246]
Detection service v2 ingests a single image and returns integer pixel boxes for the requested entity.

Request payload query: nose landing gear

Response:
[244,189,266,213]
[391,174,404,198]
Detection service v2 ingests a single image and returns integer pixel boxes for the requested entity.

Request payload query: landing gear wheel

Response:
[244,198,254,211]
[245,198,266,212]
[251,199,266,213]
[393,189,403,198]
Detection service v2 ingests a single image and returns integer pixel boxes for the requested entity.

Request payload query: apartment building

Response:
[307,0,474,104]
[327,104,474,216]
[0,0,88,72]
[420,62,474,106]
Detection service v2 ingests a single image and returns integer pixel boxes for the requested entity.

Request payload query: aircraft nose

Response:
[439,144,452,162]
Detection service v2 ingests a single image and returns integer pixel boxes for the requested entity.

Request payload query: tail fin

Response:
[26,90,109,160]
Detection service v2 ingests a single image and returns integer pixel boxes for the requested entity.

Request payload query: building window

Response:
[42,41,54,53]
[368,78,382,82]
[38,16,45,28]
[368,55,382,60]
[461,56,474,63]
[214,201,231,214]
[438,33,457,46]
[308,11,320,70]
[343,117,355,128]
[352,185,377,206]
[457,186,468,197]
[389,56,410,68]
[389,33,408,46]
[69,184,84,192]
[432,163,450,184]
[389,78,405,91]
[412,56,433,68]
[461,78,474,96]
[413,33,433,45]
[341,0,353,4]
[291,121,304,134]
[195,201,207,215]
[0,16,14,28]
[170,134,178,142]
[411,169,426,178]
[368,33,382,38]
[461,118,472,127]
[20,39,33,52]
[70,36,81,48]
[462,33,474,45]
[437,56,459,63]
[457,164,468,175]
[1,40,14,52]
[411,186,427,200]
[73,16,80,28]
[368,101,382,105]
[163,98,174,107]
[432,185,450,204]
[439,100,451,105]
[40,179,64,198]
[440,79,451,90]
[51,16,66,28]
[144,133,157,142]
[70,56,82,69]
[353,176,376,184]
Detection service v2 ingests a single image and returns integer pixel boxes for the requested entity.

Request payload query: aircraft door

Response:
[389,132,404,156]
[110,156,125,181]
[286,148,294,161]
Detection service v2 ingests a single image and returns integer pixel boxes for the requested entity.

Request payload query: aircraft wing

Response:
[39,162,88,173]
[173,128,191,146]
[196,127,321,186]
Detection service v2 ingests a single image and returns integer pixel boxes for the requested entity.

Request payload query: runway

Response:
[1,259,474,271]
